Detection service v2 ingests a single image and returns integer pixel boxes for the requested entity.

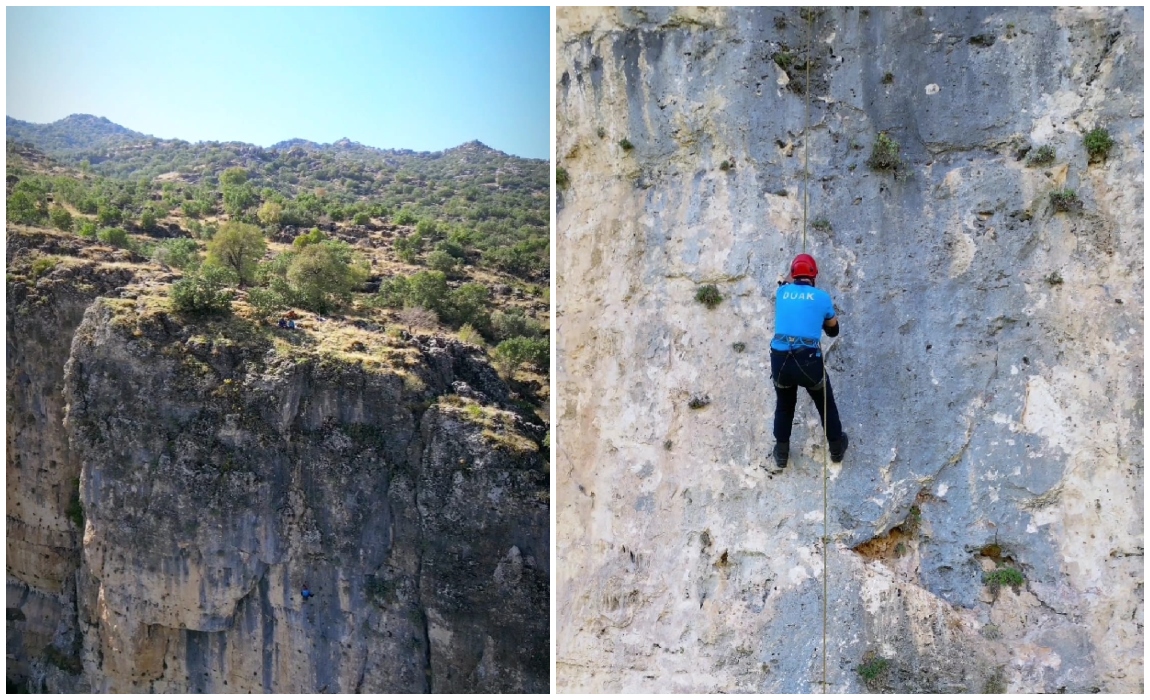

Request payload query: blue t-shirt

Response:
[771,282,835,350]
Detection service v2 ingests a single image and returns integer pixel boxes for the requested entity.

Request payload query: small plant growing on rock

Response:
[1026,144,1056,166]
[663,439,673,450]
[906,504,922,532]
[1045,270,1063,286]
[556,166,570,190]
[695,284,723,309]
[30,255,61,280]
[866,133,902,172]
[773,50,795,70]
[858,653,891,687]
[881,71,894,84]
[66,478,83,528]
[983,566,1025,594]
[618,138,634,151]
[719,160,732,171]
[596,126,606,139]
[732,342,746,353]
[799,7,824,22]
[1084,127,1114,164]
[811,217,833,232]
[983,666,1008,693]
[1049,189,1083,213]
[688,395,711,410]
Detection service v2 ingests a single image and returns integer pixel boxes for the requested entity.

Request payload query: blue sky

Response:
[7,6,550,159]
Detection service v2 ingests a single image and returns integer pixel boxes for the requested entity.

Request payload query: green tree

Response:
[393,208,418,226]
[49,205,74,231]
[258,200,283,227]
[206,221,266,287]
[140,208,158,231]
[223,183,257,218]
[220,167,249,187]
[8,190,48,224]
[246,287,286,319]
[152,238,201,270]
[407,270,449,315]
[492,336,549,374]
[427,249,459,275]
[393,231,423,264]
[292,227,327,249]
[447,282,490,330]
[491,308,542,341]
[285,240,368,314]
[170,264,233,315]
[415,218,442,240]
[97,204,122,227]
[77,220,98,239]
[375,275,411,309]
[183,200,204,219]
[97,227,129,247]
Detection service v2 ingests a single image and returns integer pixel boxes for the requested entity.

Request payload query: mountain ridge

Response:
[8,114,520,161]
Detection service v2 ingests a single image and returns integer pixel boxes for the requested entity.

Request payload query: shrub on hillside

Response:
[152,238,201,270]
[97,227,129,247]
[8,190,48,225]
[49,206,74,231]
[427,249,460,275]
[77,220,98,239]
[491,309,543,341]
[492,336,549,374]
[285,240,369,314]
[170,265,233,315]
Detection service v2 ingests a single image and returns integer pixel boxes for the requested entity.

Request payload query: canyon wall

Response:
[7,232,549,692]
[556,6,1142,692]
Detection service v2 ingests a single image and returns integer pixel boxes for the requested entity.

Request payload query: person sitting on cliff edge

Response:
[768,253,848,471]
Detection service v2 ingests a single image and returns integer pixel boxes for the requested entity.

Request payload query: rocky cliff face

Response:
[556,6,1142,693]
[6,230,548,693]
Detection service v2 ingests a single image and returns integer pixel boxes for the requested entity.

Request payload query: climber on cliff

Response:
[768,253,848,471]
[301,584,313,601]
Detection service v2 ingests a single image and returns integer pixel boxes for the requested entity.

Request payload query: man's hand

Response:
[823,316,839,337]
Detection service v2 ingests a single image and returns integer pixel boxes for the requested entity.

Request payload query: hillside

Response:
[6,113,146,154]
[7,114,548,280]
[555,6,1141,694]
[6,116,551,692]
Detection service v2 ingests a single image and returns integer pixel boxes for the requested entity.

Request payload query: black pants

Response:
[770,347,843,443]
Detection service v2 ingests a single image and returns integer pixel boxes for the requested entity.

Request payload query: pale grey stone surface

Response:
[557,6,1142,693]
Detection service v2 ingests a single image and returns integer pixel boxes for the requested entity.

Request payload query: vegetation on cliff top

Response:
[7,116,550,423]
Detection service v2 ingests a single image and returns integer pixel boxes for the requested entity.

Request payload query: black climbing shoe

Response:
[830,433,849,463]
[772,442,789,471]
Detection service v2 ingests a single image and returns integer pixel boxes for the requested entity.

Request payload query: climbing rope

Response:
[798,10,830,694]
[801,13,812,256]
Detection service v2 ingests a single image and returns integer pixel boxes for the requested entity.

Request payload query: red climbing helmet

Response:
[791,253,818,280]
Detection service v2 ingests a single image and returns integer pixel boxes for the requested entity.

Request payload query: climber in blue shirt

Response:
[769,253,848,471]
[301,584,313,601]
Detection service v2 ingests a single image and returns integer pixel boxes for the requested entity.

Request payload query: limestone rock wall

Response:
[6,238,549,693]
[61,299,549,693]
[556,6,1142,693]
[7,250,143,693]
